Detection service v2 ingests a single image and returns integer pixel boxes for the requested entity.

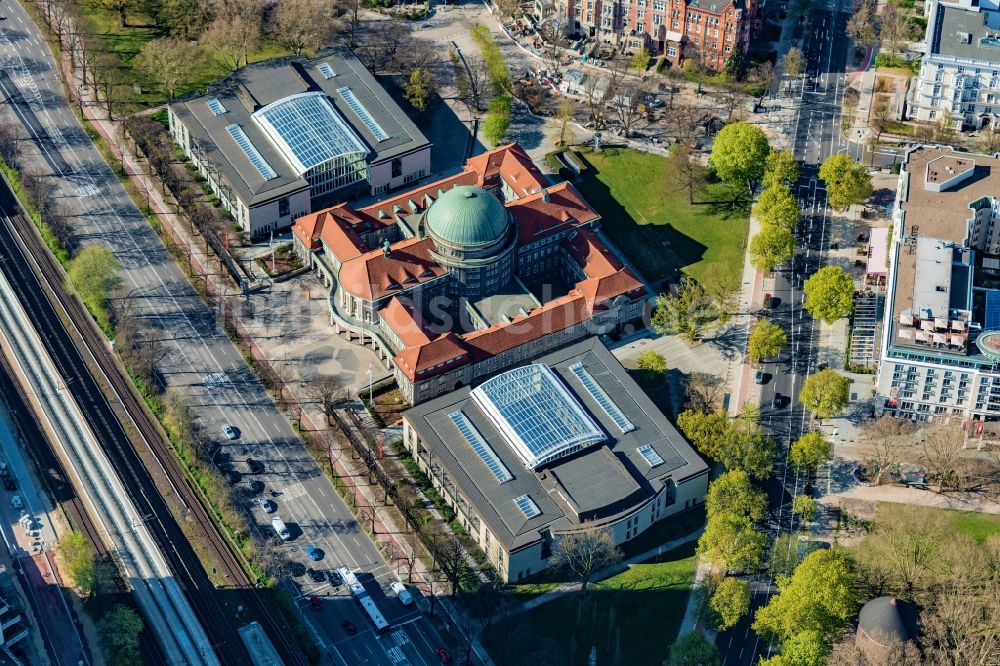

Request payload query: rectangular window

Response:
[278,196,289,217]
[391,158,403,178]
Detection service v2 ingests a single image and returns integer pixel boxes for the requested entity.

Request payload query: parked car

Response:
[246,458,264,474]
[10,495,22,510]
[305,545,323,561]
[435,647,453,664]
[308,595,323,611]
[754,370,766,385]
[223,469,241,485]
[390,581,414,606]
[328,570,344,587]
[307,568,325,583]
[772,392,783,409]
[341,619,357,635]
[255,497,275,513]
[221,424,239,440]
[246,480,265,495]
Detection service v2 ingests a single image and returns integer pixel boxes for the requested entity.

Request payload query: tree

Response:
[748,319,788,363]
[452,52,490,113]
[651,277,720,342]
[870,94,893,146]
[792,495,818,523]
[0,123,22,168]
[846,4,878,48]
[665,632,721,666]
[306,374,346,425]
[482,95,512,145]
[780,47,805,93]
[710,122,771,194]
[677,409,731,460]
[764,149,800,189]
[819,154,873,211]
[699,512,768,572]
[630,45,651,72]
[157,0,212,39]
[684,372,727,412]
[20,170,56,216]
[759,629,829,666]
[556,97,575,147]
[859,503,949,594]
[665,141,707,204]
[749,223,795,273]
[404,68,432,112]
[858,417,917,486]
[609,84,646,136]
[768,532,815,578]
[754,184,799,231]
[431,536,469,596]
[100,0,137,28]
[879,1,904,56]
[202,0,262,71]
[749,61,776,111]
[803,265,855,323]
[133,38,189,99]
[799,369,850,419]
[723,421,778,480]
[918,425,966,490]
[789,431,832,470]
[551,527,622,593]
[709,576,751,630]
[706,470,768,522]
[273,0,336,55]
[97,605,144,664]
[58,532,96,596]
[637,350,667,375]
[66,245,122,332]
[752,550,856,641]
[725,49,749,81]
[92,52,131,121]
[979,124,1000,153]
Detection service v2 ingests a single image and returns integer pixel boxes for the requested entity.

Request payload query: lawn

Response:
[874,502,1000,543]
[485,542,698,665]
[78,1,294,107]
[573,147,749,291]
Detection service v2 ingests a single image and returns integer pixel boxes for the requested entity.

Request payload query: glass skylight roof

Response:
[472,364,606,470]
[449,411,513,483]
[637,444,665,468]
[569,362,635,433]
[514,495,541,520]
[225,124,277,180]
[338,87,390,142]
[252,92,368,176]
[317,62,336,79]
[207,98,227,116]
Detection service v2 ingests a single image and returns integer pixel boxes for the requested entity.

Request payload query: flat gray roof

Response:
[169,47,430,207]
[403,337,708,551]
[933,4,1000,60]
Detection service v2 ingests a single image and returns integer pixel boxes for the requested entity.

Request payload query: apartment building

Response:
[540,0,756,71]
[877,146,1000,429]
[911,0,1000,130]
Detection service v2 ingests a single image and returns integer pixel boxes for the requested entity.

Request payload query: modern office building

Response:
[876,145,1000,429]
[292,143,648,404]
[537,0,757,71]
[402,338,709,581]
[910,0,1000,130]
[168,48,430,239]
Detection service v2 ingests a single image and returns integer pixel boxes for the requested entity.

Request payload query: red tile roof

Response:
[576,270,645,309]
[508,182,600,244]
[467,143,548,197]
[338,237,447,300]
[379,296,431,347]
[360,170,477,221]
[396,333,468,381]
[462,294,591,360]
[563,229,624,279]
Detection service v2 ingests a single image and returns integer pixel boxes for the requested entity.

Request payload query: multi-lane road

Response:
[717,0,854,663]
[0,2,445,663]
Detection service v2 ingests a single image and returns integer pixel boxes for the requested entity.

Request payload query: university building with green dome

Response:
[293,144,648,404]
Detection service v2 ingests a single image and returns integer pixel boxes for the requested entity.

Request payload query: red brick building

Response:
[544,0,757,72]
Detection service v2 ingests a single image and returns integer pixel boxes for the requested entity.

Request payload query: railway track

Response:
[0,177,304,664]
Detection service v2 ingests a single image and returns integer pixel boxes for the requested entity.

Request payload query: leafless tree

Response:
[430,535,469,596]
[0,123,23,168]
[665,141,705,204]
[92,52,132,120]
[870,94,893,144]
[203,0,262,70]
[857,416,917,485]
[663,104,704,146]
[715,86,746,123]
[337,0,362,46]
[918,425,967,490]
[582,73,606,122]
[45,202,75,251]
[306,375,347,425]
[356,20,409,73]
[684,372,727,412]
[21,170,56,216]
[452,52,491,113]
[827,630,923,665]
[551,527,621,593]
[271,0,337,55]
[464,570,506,631]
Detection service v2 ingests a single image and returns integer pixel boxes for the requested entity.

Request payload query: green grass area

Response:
[875,502,1000,543]
[574,147,748,289]
[78,1,293,106]
[485,543,698,665]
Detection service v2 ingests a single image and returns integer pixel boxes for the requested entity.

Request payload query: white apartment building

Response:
[911,0,1000,130]
[877,146,1000,429]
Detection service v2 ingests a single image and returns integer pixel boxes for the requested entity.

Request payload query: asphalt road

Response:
[0,5,445,663]
[717,1,852,663]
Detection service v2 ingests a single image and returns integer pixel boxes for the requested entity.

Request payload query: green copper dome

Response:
[426,186,509,247]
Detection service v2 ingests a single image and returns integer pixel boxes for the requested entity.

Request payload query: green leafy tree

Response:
[630,45,651,72]
[100,0,138,28]
[66,245,121,333]
[709,576,752,630]
[819,154,873,211]
[748,319,788,363]
[665,631,721,666]
[749,224,795,273]
[637,350,668,375]
[767,532,816,578]
[706,470,768,522]
[724,49,749,81]
[753,550,856,641]
[97,604,144,664]
[58,532,96,596]
[792,495,819,523]
[676,409,731,460]
[758,630,829,666]
[753,184,799,231]
[698,512,768,572]
[710,122,771,194]
[799,369,850,419]
[651,276,720,342]
[404,68,432,112]
[157,0,212,39]
[764,149,800,188]
[803,265,855,323]
[723,422,778,480]
[779,48,805,93]
[482,95,512,145]
[789,431,832,470]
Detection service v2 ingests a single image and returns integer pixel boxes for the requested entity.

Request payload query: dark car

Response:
[328,570,344,587]
[247,458,264,474]
[435,647,453,664]
[222,469,241,485]
[308,595,322,611]
[772,392,783,409]
[307,568,325,583]
[247,480,265,495]
[341,619,357,635]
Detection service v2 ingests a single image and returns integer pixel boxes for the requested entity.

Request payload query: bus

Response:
[337,567,389,633]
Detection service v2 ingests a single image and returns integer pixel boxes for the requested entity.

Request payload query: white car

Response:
[255,498,275,513]
[10,495,23,510]
[390,581,413,606]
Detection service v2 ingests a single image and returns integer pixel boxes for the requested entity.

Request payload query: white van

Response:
[390,581,413,606]
[272,517,290,541]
